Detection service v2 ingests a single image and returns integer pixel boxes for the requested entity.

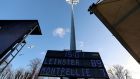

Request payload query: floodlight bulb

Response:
[66,0,79,5]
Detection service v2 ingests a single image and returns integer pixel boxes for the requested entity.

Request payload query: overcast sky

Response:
[0,0,139,79]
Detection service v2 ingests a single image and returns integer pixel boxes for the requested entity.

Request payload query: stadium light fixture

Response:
[66,0,79,5]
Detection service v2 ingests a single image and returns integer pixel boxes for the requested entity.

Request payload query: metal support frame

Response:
[0,25,38,75]
[0,42,26,74]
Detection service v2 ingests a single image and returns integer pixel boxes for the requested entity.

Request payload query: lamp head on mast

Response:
[66,0,79,5]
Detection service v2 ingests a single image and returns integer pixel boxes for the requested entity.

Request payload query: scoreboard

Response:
[39,50,109,78]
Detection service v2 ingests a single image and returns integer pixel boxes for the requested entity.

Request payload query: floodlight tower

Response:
[66,0,79,51]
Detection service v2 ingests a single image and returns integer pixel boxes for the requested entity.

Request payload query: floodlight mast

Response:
[66,0,79,51]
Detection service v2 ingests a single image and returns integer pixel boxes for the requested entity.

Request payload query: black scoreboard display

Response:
[39,50,109,79]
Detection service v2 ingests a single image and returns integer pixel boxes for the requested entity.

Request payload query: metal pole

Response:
[69,4,77,79]
[70,5,76,50]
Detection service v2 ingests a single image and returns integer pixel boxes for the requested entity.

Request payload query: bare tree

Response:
[14,68,25,79]
[23,71,31,79]
[28,58,42,79]
[0,64,14,79]
[0,58,42,79]
[108,65,133,79]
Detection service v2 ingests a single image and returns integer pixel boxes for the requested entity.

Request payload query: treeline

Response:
[0,58,133,79]
[0,58,42,79]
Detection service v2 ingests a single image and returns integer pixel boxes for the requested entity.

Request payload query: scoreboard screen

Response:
[39,50,109,78]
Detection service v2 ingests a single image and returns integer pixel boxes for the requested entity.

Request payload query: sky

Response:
[0,0,140,79]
